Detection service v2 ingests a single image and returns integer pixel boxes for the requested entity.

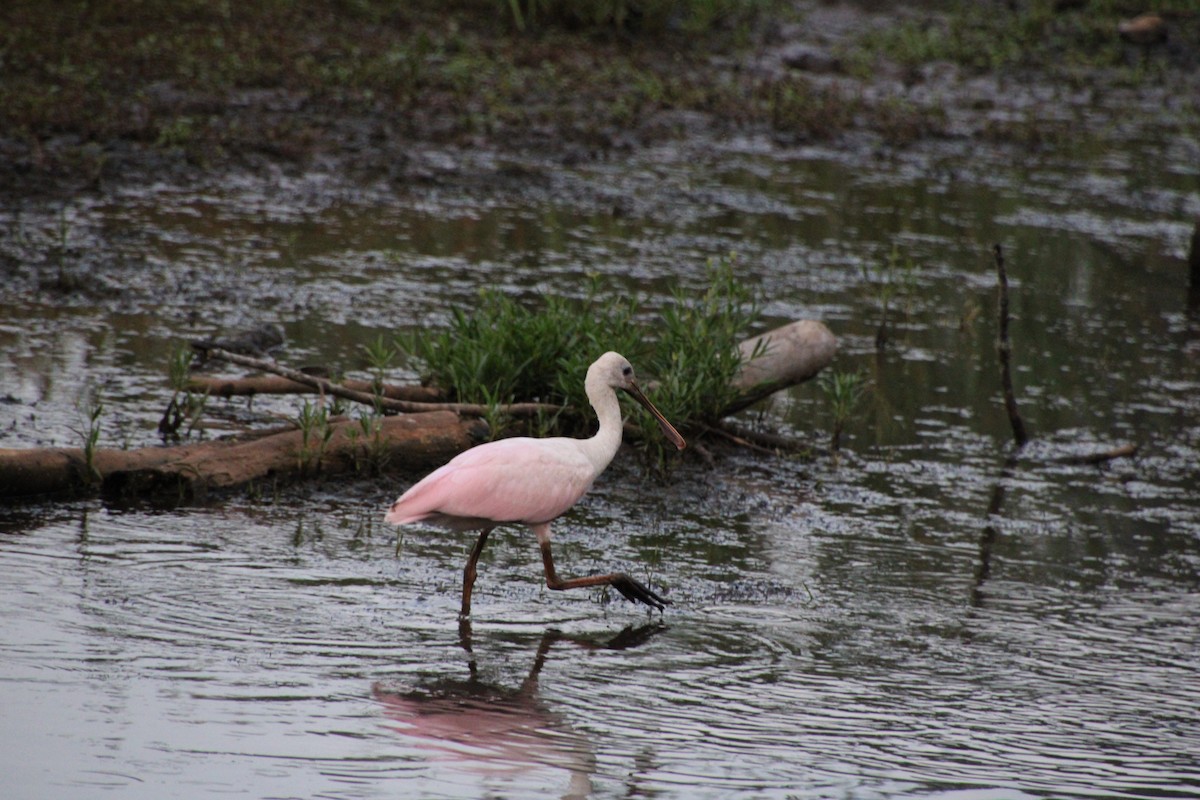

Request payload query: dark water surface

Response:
[2,122,1199,798]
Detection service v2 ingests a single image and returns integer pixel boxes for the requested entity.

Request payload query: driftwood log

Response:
[726,320,838,415]
[0,319,836,504]
[0,413,486,503]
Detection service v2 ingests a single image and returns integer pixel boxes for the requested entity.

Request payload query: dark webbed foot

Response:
[610,573,671,611]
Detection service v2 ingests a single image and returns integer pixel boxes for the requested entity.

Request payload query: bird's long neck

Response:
[578,381,624,476]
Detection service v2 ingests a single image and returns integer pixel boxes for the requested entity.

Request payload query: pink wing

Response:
[385,437,596,528]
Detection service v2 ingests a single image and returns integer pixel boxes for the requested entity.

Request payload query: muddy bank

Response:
[3,1,1198,204]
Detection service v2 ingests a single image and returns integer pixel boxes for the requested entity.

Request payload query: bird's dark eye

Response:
[622,366,633,377]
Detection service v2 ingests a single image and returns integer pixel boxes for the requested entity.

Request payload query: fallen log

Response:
[0,412,487,503]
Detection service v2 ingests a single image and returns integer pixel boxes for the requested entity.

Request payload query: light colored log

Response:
[723,319,838,415]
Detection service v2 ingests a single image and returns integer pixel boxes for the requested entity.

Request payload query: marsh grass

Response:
[0,0,798,174]
[402,257,759,461]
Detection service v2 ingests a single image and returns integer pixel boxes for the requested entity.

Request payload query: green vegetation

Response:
[853,0,1200,76]
[159,343,209,439]
[401,257,759,459]
[865,244,919,350]
[2,0,1195,183]
[818,370,868,453]
[639,256,760,433]
[294,399,334,474]
[0,0,778,169]
[72,388,104,484]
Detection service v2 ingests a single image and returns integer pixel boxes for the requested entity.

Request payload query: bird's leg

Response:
[460,527,493,619]
[533,524,670,612]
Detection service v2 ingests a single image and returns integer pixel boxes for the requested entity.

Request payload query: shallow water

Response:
[2,111,1200,798]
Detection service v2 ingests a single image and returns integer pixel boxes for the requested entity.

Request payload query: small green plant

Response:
[764,76,856,141]
[72,388,104,485]
[155,115,195,148]
[496,0,764,32]
[865,243,918,349]
[362,334,399,412]
[159,343,209,439]
[294,399,334,474]
[346,408,390,475]
[819,370,868,453]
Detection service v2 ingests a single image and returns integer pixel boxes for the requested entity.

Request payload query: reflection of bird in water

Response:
[190,322,285,359]
[373,621,666,799]
[385,352,686,618]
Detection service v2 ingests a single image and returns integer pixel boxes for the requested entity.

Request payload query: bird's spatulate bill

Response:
[626,382,687,450]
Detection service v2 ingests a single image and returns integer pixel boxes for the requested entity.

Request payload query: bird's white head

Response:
[588,351,638,391]
[586,351,686,451]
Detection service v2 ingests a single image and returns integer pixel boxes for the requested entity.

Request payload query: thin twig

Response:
[706,419,813,454]
[994,244,1029,448]
[198,347,561,418]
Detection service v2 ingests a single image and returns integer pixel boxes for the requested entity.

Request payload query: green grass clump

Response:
[638,256,758,428]
[401,257,759,457]
[400,281,643,413]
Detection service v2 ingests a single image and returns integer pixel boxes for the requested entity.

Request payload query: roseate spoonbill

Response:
[385,351,686,617]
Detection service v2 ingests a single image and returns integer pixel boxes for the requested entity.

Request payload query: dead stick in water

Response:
[994,244,1029,448]
[1055,442,1139,465]
[188,374,445,403]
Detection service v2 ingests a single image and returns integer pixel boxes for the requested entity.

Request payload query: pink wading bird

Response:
[384,351,687,618]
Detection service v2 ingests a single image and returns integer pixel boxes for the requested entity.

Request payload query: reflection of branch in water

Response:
[374,622,667,799]
[971,455,1018,608]
[1189,217,1200,313]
